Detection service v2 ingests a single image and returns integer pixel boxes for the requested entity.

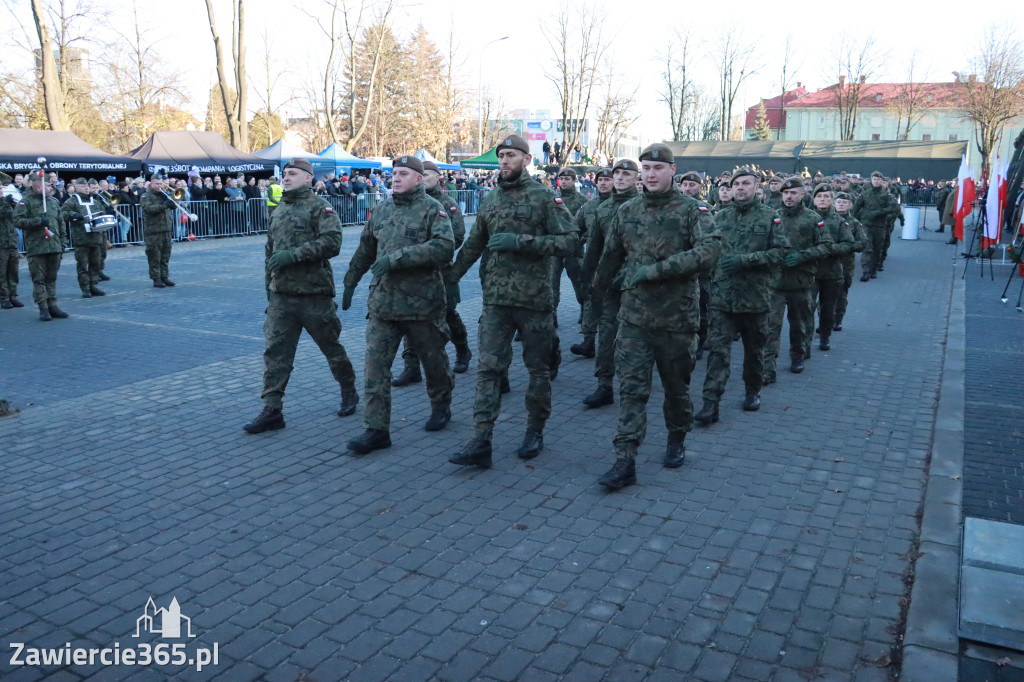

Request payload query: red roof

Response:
[745,85,808,129]
[785,82,962,109]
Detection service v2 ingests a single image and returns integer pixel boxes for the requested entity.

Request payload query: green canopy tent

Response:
[665,141,805,177]
[797,140,968,179]
[460,146,499,170]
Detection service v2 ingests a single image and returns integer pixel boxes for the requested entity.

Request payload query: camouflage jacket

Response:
[837,211,868,256]
[141,189,176,235]
[345,184,454,321]
[450,171,576,313]
[13,189,66,255]
[0,195,17,250]
[766,191,783,211]
[773,203,832,291]
[266,184,343,297]
[852,185,900,227]
[582,186,639,284]
[558,189,587,222]
[815,209,856,281]
[575,191,611,244]
[595,188,721,333]
[710,198,789,313]
[427,184,465,250]
[61,194,108,246]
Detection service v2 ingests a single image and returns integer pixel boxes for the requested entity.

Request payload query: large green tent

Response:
[460,146,499,169]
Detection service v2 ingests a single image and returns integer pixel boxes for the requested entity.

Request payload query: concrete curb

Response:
[901,269,965,681]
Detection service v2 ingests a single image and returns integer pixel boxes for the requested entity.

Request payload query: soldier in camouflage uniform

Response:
[0,187,23,310]
[852,171,900,281]
[695,168,789,424]
[594,144,721,490]
[832,192,866,331]
[140,176,177,288]
[392,160,472,385]
[447,135,577,467]
[878,177,904,271]
[13,174,69,321]
[569,168,613,359]
[810,185,855,352]
[763,178,831,382]
[243,158,359,435]
[765,175,784,210]
[677,170,713,358]
[550,168,588,331]
[61,178,108,298]
[579,159,640,408]
[343,155,455,454]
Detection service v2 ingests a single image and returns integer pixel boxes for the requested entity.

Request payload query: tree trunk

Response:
[205,0,240,146]
[235,0,248,151]
[30,0,66,130]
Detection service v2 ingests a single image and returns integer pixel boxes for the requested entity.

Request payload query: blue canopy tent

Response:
[317,143,382,173]
[252,139,335,180]
[414,148,459,171]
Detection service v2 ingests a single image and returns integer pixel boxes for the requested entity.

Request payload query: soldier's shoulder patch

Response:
[554,197,563,204]
[449,205,457,212]
[323,206,334,213]
[844,221,850,226]
[817,221,825,227]
[439,210,446,218]
[773,217,781,224]
[698,205,709,212]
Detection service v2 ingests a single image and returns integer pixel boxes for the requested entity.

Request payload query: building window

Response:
[870,133,881,141]
[948,134,959,141]
[921,134,932,141]
[817,116,825,129]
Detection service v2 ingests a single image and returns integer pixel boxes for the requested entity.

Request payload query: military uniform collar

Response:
[393,184,426,205]
[643,187,677,207]
[281,184,314,203]
[733,197,758,215]
[597,191,612,201]
[612,186,639,203]
[497,171,531,191]
[781,203,804,217]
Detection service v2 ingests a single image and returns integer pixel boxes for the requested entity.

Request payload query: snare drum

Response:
[90,214,118,232]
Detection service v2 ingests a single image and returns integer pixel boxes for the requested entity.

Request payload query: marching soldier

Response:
[569,168,614,359]
[878,177,904,272]
[763,177,831,382]
[141,176,177,288]
[0,183,23,310]
[677,171,713,359]
[244,158,359,434]
[695,168,789,424]
[447,135,577,467]
[853,171,900,281]
[13,173,69,321]
[593,144,721,489]
[61,178,107,298]
[579,159,640,408]
[831,191,866,332]
[810,185,855,352]
[342,155,455,454]
[550,168,588,330]
[391,160,473,385]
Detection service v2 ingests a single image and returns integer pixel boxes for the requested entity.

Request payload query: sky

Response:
[1,0,1018,145]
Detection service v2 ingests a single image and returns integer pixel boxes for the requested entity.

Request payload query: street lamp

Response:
[478,36,509,155]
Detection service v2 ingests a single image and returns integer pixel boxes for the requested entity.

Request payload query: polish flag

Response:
[981,157,1008,248]
[954,155,976,242]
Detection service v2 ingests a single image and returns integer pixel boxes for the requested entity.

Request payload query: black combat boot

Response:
[877,263,884,272]
[664,437,686,469]
[162,278,176,287]
[347,429,391,454]
[550,351,561,381]
[833,317,843,332]
[517,429,543,459]
[742,389,761,411]
[860,274,870,282]
[819,336,831,351]
[936,226,945,233]
[98,272,111,281]
[869,272,877,279]
[500,373,511,394]
[243,406,285,433]
[790,357,805,374]
[337,388,359,417]
[453,346,472,374]
[424,407,451,432]
[583,385,614,408]
[450,436,492,468]
[10,298,24,308]
[804,347,812,360]
[38,304,52,322]
[48,305,69,319]
[0,300,12,309]
[694,401,719,424]
[570,337,595,358]
[392,365,422,387]
[89,286,106,296]
[81,289,92,298]
[946,237,958,245]
[153,279,166,288]
[763,371,776,385]
[598,458,636,490]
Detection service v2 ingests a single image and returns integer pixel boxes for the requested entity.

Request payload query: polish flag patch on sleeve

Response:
[554,197,563,204]
[773,217,781,224]
[449,206,457,212]
[698,205,709,212]
[439,210,447,218]
[324,206,334,213]
[817,221,825,227]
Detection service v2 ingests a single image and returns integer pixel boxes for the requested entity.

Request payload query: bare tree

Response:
[28,0,67,130]
[712,24,757,141]
[777,33,798,139]
[660,29,696,141]
[828,33,887,140]
[680,85,719,141]
[594,67,639,160]
[888,52,933,140]
[956,24,1024,179]
[543,3,607,159]
[204,0,248,149]
[249,26,287,150]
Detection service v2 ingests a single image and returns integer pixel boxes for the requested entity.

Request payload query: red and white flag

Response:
[954,154,976,242]
[981,156,1008,248]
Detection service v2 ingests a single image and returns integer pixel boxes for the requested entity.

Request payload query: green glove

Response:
[342,286,355,310]
[784,252,800,267]
[719,254,743,276]
[623,264,655,289]
[370,255,392,278]
[486,233,521,252]
[267,250,296,273]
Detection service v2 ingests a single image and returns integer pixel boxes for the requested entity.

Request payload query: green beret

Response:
[284,158,314,176]
[612,159,640,173]
[558,168,577,179]
[780,177,804,191]
[677,171,702,184]
[422,160,441,175]
[835,191,853,201]
[731,166,758,184]
[639,143,674,163]
[870,170,884,178]
[495,134,530,154]
[595,168,613,179]
[768,175,784,185]
[393,155,424,174]
[812,183,832,196]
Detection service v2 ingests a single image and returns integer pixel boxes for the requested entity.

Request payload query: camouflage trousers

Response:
[261,293,357,409]
[144,233,172,280]
[365,316,453,431]
[0,248,19,301]
[613,321,697,459]
[836,255,856,321]
[698,276,711,347]
[474,304,555,440]
[763,288,814,375]
[550,255,585,317]
[882,222,895,263]
[400,285,469,370]
[595,289,622,389]
[27,253,61,306]
[812,278,841,344]
[580,280,600,340]
[861,226,887,276]
[702,309,768,403]
[74,244,102,291]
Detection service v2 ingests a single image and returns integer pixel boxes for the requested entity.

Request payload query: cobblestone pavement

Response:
[0,219,955,681]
